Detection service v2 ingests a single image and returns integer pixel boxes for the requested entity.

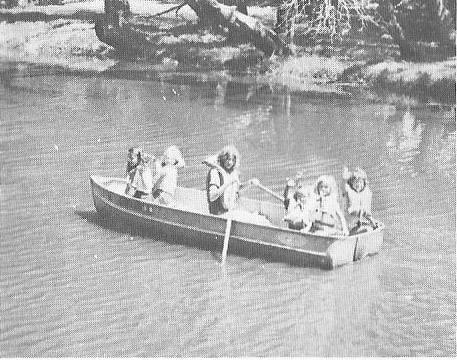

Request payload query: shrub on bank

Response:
[367,60,456,104]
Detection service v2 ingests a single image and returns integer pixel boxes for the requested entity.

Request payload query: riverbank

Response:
[1,1,455,104]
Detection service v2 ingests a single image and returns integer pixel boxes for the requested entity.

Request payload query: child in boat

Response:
[342,167,376,232]
[126,147,140,178]
[283,170,307,209]
[204,145,269,225]
[204,145,258,215]
[128,150,155,199]
[283,183,316,232]
[151,145,185,206]
[125,147,140,195]
[283,177,296,212]
[310,175,349,236]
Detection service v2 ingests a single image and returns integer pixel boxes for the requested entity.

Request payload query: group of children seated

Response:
[283,168,377,236]
[124,145,185,207]
[124,145,376,236]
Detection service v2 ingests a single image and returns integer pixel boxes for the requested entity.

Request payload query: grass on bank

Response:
[0,1,455,104]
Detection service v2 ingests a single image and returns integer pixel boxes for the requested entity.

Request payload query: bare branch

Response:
[277,0,377,43]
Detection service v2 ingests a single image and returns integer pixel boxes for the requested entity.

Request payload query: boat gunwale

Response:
[90,175,385,243]
[93,190,330,257]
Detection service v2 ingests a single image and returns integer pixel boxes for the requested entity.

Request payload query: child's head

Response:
[315,175,337,197]
[218,145,239,173]
[139,152,153,166]
[348,168,367,193]
[163,146,185,167]
[128,147,141,165]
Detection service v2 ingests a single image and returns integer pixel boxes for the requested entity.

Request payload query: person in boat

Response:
[283,183,316,232]
[204,145,259,216]
[283,170,308,211]
[150,145,185,206]
[126,147,140,179]
[283,177,296,212]
[127,150,155,199]
[309,175,349,236]
[342,167,377,232]
[125,147,142,194]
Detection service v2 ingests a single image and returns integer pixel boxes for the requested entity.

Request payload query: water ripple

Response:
[0,64,455,357]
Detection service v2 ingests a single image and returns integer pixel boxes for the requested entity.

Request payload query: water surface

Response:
[0,62,455,356]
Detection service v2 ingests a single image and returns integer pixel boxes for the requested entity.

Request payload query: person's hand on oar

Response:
[238,177,260,191]
[252,181,284,202]
[233,176,284,202]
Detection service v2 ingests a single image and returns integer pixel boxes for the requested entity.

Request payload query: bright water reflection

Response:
[0,62,455,356]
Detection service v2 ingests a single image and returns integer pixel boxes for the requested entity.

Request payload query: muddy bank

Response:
[1,1,455,104]
[0,19,117,71]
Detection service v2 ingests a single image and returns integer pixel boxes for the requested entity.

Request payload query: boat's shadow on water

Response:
[75,209,223,261]
[76,209,135,234]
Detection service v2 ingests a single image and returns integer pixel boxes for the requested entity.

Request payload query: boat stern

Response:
[326,224,385,268]
[353,224,384,261]
[325,236,358,269]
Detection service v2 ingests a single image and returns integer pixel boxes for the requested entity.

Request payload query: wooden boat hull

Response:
[90,175,384,269]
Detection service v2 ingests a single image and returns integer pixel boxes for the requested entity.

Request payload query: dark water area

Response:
[0,62,455,356]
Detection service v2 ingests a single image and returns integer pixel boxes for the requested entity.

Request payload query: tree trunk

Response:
[98,0,291,57]
[378,0,455,61]
[433,0,456,48]
[274,0,298,49]
[377,0,422,60]
[235,0,248,15]
[186,0,291,56]
[96,0,152,56]
[104,0,131,27]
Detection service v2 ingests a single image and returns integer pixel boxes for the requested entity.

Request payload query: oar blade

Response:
[221,218,232,264]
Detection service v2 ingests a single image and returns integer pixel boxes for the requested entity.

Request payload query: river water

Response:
[0,62,455,356]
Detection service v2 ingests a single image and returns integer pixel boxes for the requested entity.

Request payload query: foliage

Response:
[276,0,377,42]
[275,0,455,49]
[0,0,63,6]
[304,0,375,39]
[394,0,455,43]
[0,0,18,8]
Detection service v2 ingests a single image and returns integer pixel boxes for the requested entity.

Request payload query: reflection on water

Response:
[0,62,455,356]
[386,107,455,178]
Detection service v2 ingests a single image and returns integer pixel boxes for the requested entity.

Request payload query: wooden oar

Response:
[221,218,232,264]
[254,183,284,202]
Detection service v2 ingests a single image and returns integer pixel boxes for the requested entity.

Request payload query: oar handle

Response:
[255,183,284,202]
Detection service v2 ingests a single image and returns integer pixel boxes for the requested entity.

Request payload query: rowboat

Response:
[90,175,384,269]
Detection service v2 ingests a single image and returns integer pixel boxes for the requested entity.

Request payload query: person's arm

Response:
[336,208,349,235]
[300,223,312,233]
[345,183,358,214]
[361,187,373,216]
[126,166,141,194]
[149,161,165,193]
[334,200,349,235]
[208,173,239,202]
[207,168,222,202]
[151,172,165,195]
[360,188,377,228]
